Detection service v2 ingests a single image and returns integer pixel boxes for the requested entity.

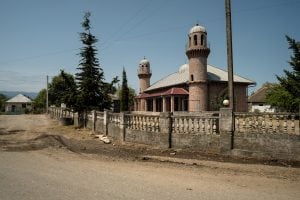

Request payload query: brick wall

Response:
[208,82,248,112]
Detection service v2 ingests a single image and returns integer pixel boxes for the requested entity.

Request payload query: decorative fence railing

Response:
[125,113,160,133]
[171,114,219,135]
[48,107,299,136]
[234,113,299,135]
[96,111,104,121]
[48,107,73,119]
[109,112,121,126]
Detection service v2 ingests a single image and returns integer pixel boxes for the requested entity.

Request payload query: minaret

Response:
[186,24,210,111]
[138,57,152,93]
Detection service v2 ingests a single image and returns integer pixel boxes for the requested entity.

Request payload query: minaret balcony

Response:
[137,68,152,74]
[186,47,210,58]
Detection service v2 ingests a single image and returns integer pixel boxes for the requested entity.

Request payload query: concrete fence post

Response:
[159,112,173,148]
[103,110,109,135]
[49,108,53,118]
[92,110,97,132]
[219,108,234,152]
[73,112,79,127]
[71,110,74,122]
[120,112,126,142]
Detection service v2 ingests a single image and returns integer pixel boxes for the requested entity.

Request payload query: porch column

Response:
[134,99,137,111]
[140,99,143,111]
[153,98,156,112]
[162,97,166,112]
[145,99,148,111]
[171,96,175,112]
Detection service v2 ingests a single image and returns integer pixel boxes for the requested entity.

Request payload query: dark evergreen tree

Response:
[75,12,108,112]
[120,68,129,111]
[117,85,136,111]
[266,36,300,112]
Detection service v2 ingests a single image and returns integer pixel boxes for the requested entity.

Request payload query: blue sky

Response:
[0,0,299,94]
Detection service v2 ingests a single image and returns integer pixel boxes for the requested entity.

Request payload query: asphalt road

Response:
[0,115,300,200]
[1,149,299,200]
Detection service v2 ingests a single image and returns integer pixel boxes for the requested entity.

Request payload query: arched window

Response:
[193,35,197,45]
[189,36,191,47]
[191,74,194,81]
[201,34,204,45]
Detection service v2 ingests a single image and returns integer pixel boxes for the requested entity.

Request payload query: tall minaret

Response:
[138,57,152,93]
[186,24,210,111]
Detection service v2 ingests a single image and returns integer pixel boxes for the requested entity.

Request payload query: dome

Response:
[179,64,189,73]
[189,24,206,34]
[139,57,150,66]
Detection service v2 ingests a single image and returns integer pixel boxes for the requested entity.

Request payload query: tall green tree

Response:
[120,68,129,111]
[75,12,117,112]
[127,87,136,111]
[34,89,46,111]
[0,93,7,112]
[48,70,77,108]
[266,84,294,112]
[117,85,136,111]
[266,36,300,112]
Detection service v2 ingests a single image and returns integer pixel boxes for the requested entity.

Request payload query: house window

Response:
[22,104,26,108]
[191,74,194,81]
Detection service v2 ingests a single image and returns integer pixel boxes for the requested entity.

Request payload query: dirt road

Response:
[0,115,300,200]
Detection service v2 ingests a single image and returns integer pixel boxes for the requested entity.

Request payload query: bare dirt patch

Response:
[1,114,300,169]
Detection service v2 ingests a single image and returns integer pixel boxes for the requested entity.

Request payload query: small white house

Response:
[5,94,33,114]
[248,85,275,113]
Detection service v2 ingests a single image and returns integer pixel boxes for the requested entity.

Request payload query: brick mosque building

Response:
[134,24,255,112]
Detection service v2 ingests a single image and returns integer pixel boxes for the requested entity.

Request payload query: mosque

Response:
[134,24,255,112]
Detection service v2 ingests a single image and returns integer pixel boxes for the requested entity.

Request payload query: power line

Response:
[101,0,174,51]
[100,0,152,48]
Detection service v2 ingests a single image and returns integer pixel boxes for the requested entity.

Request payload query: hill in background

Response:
[0,91,38,99]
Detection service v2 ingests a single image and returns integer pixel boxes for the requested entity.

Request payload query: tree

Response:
[117,85,136,111]
[48,70,77,108]
[127,87,136,110]
[120,68,129,111]
[34,89,47,112]
[266,84,294,112]
[266,36,300,112]
[75,12,117,112]
[0,93,7,112]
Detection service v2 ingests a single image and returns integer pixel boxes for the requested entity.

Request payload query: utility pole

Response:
[225,0,234,111]
[46,75,49,113]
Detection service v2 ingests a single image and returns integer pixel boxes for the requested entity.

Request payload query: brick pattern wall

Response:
[208,82,249,112]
